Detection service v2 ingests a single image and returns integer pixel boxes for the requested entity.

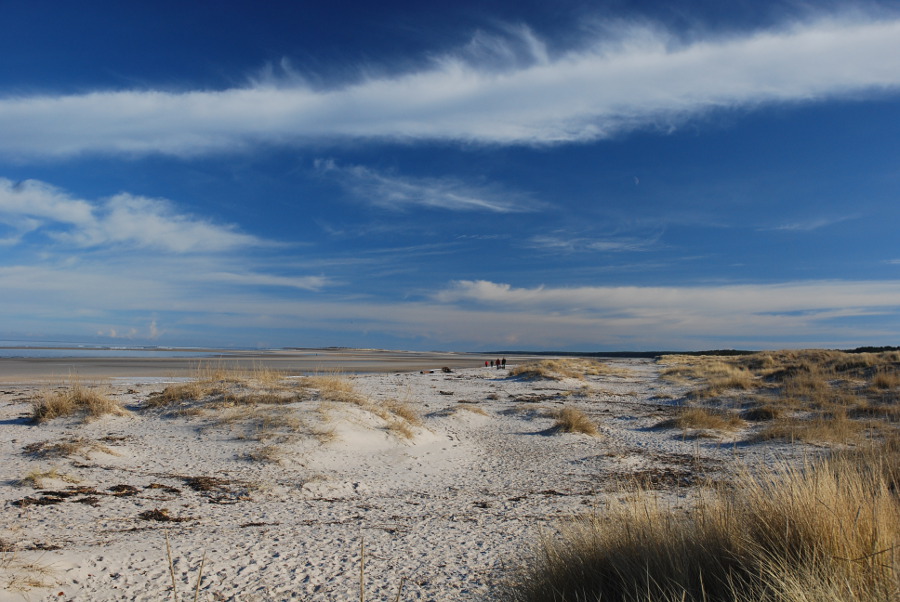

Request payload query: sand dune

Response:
[0,354,802,601]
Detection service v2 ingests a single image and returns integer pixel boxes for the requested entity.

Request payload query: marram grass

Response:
[501,445,900,602]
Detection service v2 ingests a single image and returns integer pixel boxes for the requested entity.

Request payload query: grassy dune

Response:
[502,442,900,602]
[658,349,900,443]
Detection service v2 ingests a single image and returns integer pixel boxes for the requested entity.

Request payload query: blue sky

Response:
[1,0,899,351]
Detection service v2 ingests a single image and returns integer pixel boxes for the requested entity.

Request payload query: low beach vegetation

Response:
[22,437,117,460]
[658,349,900,445]
[0,549,57,595]
[550,407,599,436]
[146,364,303,412]
[510,358,631,380]
[15,466,80,488]
[145,367,425,445]
[30,380,127,423]
[455,403,490,416]
[655,406,744,432]
[501,443,900,602]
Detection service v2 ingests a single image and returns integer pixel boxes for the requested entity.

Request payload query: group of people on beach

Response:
[486,358,507,369]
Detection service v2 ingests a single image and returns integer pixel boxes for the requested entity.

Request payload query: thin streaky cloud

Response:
[529,233,658,253]
[768,215,857,232]
[435,279,900,317]
[200,272,332,291]
[315,159,539,213]
[1,15,899,156]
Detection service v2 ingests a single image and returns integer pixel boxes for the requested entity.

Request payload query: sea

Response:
[0,340,223,359]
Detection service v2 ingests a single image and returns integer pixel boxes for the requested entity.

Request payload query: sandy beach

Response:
[1,351,805,601]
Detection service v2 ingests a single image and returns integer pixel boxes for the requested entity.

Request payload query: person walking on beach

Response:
[501,357,507,369]
[490,360,495,368]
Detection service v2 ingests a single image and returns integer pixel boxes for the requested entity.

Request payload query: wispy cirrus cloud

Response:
[314,159,539,213]
[198,271,331,291]
[528,232,659,253]
[0,177,262,253]
[768,214,857,232]
[1,14,899,157]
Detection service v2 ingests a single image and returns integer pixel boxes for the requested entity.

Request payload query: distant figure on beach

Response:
[490,360,495,368]
[495,358,501,369]
[501,357,507,368]
[485,360,489,367]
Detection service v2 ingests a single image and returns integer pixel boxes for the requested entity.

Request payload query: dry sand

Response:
[0,352,800,601]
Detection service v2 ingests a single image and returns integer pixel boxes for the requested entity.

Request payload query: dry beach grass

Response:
[658,349,900,443]
[2,350,899,600]
[29,380,127,423]
[502,443,900,602]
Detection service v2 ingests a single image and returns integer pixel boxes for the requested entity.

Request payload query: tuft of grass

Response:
[22,437,117,459]
[660,357,752,385]
[754,414,867,444]
[1,551,58,594]
[501,446,900,602]
[386,419,415,440]
[16,467,81,488]
[510,358,630,380]
[455,404,489,416]
[304,373,363,403]
[657,407,744,432]
[244,444,285,464]
[550,407,599,436]
[740,404,783,422]
[146,381,212,409]
[381,399,423,426]
[147,364,303,411]
[872,368,900,390]
[30,380,127,423]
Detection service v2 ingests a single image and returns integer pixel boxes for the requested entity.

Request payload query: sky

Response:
[1,0,899,351]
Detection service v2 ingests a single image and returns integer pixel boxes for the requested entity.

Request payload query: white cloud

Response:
[1,15,899,156]
[0,178,334,343]
[769,215,856,231]
[315,159,538,213]
[435,279,900,317]
[529,233,658,253]
[200,271,331,291]
[0,178,262,253]
[425,279,900,345]
[3,261,899,347]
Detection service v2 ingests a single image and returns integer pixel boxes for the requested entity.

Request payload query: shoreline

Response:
[0,349,543,383]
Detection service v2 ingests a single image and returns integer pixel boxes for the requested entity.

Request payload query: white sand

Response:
[0,359,801,601]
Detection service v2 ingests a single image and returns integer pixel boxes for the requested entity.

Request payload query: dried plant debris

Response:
[22,437,118,459]
[179,475,252,504]
[145,483,182,494]
[137,508,194,522]
[108,484,140,496]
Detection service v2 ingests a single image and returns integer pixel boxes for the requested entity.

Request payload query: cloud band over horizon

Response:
[2,15,899,158]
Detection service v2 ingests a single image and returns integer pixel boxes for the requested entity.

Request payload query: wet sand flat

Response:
[0,349,536,383]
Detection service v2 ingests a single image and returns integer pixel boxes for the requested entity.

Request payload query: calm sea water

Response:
[0,340,221,359]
